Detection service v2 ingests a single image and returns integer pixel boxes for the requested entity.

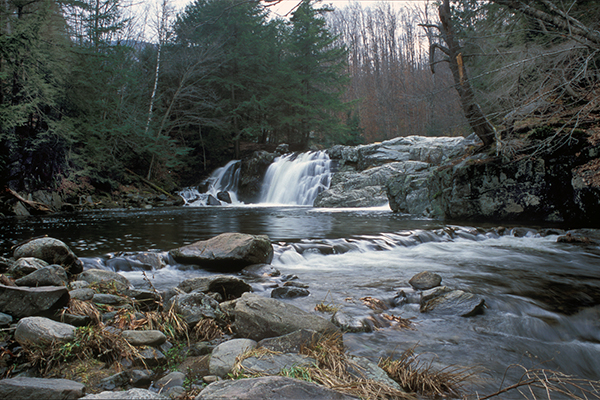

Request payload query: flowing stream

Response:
[1,153,599,398]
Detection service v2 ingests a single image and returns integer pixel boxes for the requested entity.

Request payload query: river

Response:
[1,204,600,398]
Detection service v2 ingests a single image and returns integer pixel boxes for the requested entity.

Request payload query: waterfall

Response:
[259,151,332,205]
[179,160,241,206]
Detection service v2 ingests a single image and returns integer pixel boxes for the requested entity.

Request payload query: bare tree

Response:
[423,0,496,147]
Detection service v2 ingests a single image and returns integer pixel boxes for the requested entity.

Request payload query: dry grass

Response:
[379,346,474,398]
[193,318,223,342]
[22,325,140,375]
[299,333,413,399]
[144,303,190,343]
[61,299,102,326]
[478,364,600,400]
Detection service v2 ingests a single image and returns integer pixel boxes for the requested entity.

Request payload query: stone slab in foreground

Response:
[0,377,85,400]
[169,233,273,271]
[196,376,358,399]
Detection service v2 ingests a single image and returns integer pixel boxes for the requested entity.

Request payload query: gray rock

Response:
[69,288,95,301]
[331,311,372,333]
[0,312,12,327]
[169,233,273,271]
[258,329,320,353]
[99,371,130,390]
[166,386,185,398]
[178,276,252,300]
[409,271,442,290]
[78,269,131,292]
[209,338,257,377]
[196,376,358,399]
[217,191,232,204]
[15,265,68,287]
[129,252,166,270]
[13,237,83,275]
[136,348,166,367]
[156,371,186,392]
[233,293,339,341]
[70,280,90,290]
[271,286,310,299]
[129,370,154,387]
[9,257,49,278]
[348,356,404,391]
[166,291,225,326]
[0,285,69,318]
[0,377,85,400]
[421,289,486,317]
[93,293,126,305]
[240,353,315,375]
[122,330,167,347]
[58,313,91,327]
[81,388,167,399]
[0,257,15,272]
[126,288,162,310]
[15,316,76,346]
[241,264,281,279]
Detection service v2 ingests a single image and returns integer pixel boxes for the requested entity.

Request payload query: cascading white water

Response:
[179,160,241,206]
[259,151,332,205]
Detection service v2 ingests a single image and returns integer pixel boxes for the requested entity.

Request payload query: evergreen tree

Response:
[0,0,72,191]
[284,0,349,148]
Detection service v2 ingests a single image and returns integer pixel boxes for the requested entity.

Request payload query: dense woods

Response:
[0,0,599,201]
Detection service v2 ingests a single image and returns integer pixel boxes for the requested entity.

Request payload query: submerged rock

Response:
[409,271,442,290]
[169,233,273,271]
[420,288,485,317]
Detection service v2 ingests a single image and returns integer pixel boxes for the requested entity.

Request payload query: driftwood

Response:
[124,169,178,200]
[5,188,53,214]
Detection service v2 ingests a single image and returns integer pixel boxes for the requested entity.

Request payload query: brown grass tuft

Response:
[193,318,223,342]
[379,346,474,398]
[61,299,102,326]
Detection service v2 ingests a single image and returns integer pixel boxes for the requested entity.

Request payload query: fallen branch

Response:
[124,169,178,200]
[5,188,53,214]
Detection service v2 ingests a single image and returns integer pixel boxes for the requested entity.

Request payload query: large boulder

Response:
[169,233,273,271]
[14,316,76,346]
[238,151,276,203]
[0,377,85,400]
[197,376,358,399]
[0,285,69,318]
[13,237,83,275]
[233,293,339,341]
[9,257,49,278]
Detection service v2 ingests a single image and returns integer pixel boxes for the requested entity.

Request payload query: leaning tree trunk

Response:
[438,0,496,147]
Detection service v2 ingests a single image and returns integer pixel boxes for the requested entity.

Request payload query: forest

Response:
[0,0,599,200]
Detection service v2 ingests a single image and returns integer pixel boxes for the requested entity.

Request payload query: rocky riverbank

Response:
[0,233,499,399]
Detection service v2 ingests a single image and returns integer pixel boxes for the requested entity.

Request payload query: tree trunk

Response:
[438,0,495,147]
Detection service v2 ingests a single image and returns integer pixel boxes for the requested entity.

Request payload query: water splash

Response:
[259,151,332,205]
[179,160,241,206]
